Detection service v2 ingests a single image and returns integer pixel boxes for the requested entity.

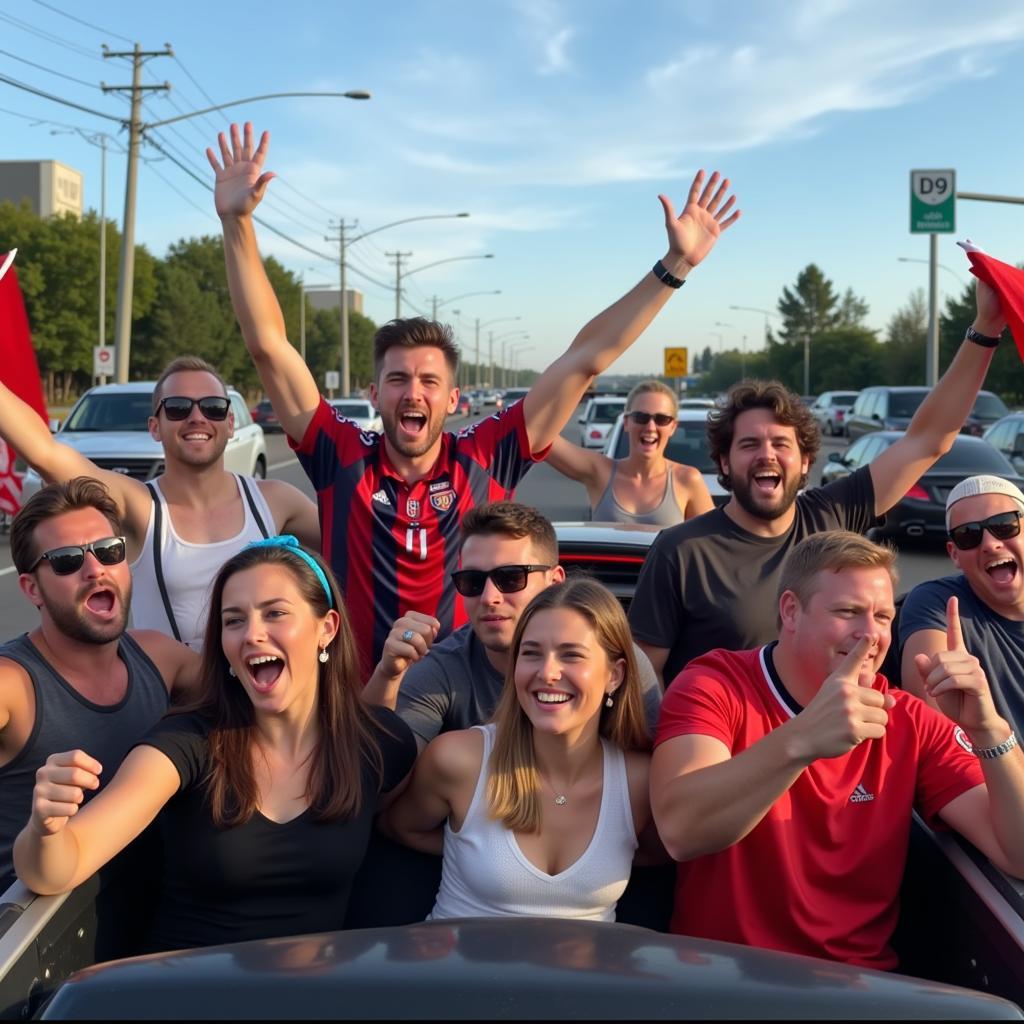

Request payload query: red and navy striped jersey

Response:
[292,398,545,677]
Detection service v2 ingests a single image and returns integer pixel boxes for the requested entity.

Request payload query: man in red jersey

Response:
[208,122,740,675]
[651,531,1024,970]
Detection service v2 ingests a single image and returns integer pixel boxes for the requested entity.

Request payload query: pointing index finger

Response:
[946,595,965,652]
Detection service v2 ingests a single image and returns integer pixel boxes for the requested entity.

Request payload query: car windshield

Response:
[831,393,858,407]
[973,394,1009,418]
[332,403,372,418]
[614,420,716,473]
[64,393,154,431]
[888,392,928,417]
[931,442,1016,474]
[591,401,626,423]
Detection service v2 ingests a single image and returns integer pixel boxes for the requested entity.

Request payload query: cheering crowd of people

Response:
[1,122,1023,973]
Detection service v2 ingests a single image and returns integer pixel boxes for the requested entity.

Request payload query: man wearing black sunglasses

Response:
[210,122,740,676]
[901,476,1024,736]
[0,479,199,889]
[0,356,319,649]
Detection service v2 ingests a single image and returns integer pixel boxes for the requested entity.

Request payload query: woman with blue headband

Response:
[15,536,417,951]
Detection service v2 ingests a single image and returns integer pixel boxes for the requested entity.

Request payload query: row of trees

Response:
[699,263,1024,404]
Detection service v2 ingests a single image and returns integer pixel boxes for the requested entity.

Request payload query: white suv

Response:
[577,396,627,449]
[21,382,267,502]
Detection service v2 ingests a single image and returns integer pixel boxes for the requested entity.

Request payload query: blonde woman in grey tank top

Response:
[382,579,664,921]
[547,381,713,527]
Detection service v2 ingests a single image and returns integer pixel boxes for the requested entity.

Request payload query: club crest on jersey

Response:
[406,498,421,519]
[954,726,974,754]
[430,489,456,512]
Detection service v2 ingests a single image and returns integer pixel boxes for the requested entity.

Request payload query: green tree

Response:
[777,264,840,344]
[836,288,870,328]
[883,288,927,385]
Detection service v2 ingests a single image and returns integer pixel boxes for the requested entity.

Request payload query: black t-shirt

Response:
[628,467,876,686]
[138,706,416,952]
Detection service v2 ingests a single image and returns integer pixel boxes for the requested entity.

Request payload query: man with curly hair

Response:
[630,283,1008,687]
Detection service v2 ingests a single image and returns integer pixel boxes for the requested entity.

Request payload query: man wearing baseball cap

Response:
[900,475,1024,733]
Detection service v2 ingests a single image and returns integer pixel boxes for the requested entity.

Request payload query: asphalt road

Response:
[0,411,953,643]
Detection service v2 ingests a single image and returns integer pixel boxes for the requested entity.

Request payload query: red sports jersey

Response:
[655,644,985,969]
[293,399,545,676]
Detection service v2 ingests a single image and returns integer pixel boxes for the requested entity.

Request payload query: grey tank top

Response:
[0,633,169,889]
[590,467,687,527]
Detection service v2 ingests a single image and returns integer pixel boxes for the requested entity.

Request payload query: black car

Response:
[820,431,1024,542]
[843,387,930,440]
[250,399,282,434]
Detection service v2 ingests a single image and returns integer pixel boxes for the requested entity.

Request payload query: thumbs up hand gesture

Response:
[913,596,1002,733]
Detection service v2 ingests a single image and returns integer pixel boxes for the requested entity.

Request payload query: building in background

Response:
[0,161,83,219]
[306,288,364,315]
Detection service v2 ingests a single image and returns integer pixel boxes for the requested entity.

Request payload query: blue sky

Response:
[2,0,1024,377]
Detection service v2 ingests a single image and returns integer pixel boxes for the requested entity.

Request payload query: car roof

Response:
[84,382,243,397]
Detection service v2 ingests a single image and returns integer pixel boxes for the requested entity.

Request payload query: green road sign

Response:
[910,169,956,233]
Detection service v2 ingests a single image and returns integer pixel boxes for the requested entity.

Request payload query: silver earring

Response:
[604,694,614,708]
[228,666,236,678]
[318,648,329,664]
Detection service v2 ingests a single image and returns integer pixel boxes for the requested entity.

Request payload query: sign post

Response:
[910,169,956,386]
[324,370,340,398]
[93,345,114,384]
[664,347,688,395]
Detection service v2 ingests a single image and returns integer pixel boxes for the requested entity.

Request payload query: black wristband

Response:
[652,259,686,289]
[966,325,1002,348]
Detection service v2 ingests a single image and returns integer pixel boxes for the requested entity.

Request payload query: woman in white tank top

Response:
[382,578,659,921]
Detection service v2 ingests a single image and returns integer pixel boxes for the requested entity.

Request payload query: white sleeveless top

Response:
[129,474,275,650]
[429,723,638,922]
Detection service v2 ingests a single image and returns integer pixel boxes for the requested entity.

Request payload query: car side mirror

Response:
[48,418,61,433]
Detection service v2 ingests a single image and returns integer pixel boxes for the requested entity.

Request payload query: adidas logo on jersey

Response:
[849,783,875,804]
[371,489,391,507]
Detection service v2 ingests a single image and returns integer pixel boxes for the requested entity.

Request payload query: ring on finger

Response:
[401,629,416,643]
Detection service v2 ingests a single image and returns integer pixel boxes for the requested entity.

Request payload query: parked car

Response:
[577,396,628,449]
[677,397,716,410]
[327,398,383,433]
[964,391,1011,436]
[455,395,474,418]
[501,387,529,407]
[808,390,859,437]
[984,412,1024,475]
[843,386,930,440]
[603,408,728,506]
[20,382,267,503]
[820,431,1024,542]
[250,399,282,434]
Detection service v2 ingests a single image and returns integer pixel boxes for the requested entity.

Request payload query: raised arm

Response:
[0,380,144,529]
[546,437,608,497]
[208,123,321,444]
[520,171,740,452]
[258,479,321,551]
[869,278,1003,516]
[13,745,179,894]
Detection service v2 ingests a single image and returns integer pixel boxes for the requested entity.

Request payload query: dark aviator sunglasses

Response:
[157,396,231,421]
[626,411,675,427]
[451,564,553,597]
[28,536,127,576]
[948,510,1023,551]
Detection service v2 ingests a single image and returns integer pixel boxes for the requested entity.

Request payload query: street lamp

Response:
[897,256,968,286]
[730,305,779,381]
[105,86,371,383]
[432,290,501,320]
[509,343,535,388]
[329,212,470,396]
[393,254,494,318]
[496,331,530,388]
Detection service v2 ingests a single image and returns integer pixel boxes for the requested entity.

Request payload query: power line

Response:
[30,0,134,45]
[141,156,219,222]
[0,102,101,135]
[0,70,124,122]
[0,9,106,62]
[0,46,100,90]
[275,176,340,219]
[172,54,218,108]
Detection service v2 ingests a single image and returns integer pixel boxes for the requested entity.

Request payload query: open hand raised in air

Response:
[658,170,741,270]
[206,122,276,219]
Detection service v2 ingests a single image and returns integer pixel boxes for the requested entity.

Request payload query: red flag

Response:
[963,248,1024,362]
[0,252,50,516]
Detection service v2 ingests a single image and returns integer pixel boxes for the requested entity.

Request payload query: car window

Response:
[589,401,626,424]
[833,393,858,407]
[843,436,876,466]
[230,395,252,428]
[888,391,928,418]
[332,402,372,418]
[973,393,1009,418]
[854,392,876,418]
[613,420,716,472]
[986,420,1011,450]
[1013,431,1024,457]
[65,393,154,431]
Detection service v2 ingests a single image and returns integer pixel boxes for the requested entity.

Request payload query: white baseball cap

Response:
[945,475,1024,530]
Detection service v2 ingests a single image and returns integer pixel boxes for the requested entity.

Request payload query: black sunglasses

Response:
[948,510,1023,551]
[626,411,674,427]
[451,564,554,597]
[28,536,127,576]
[157,396,231,421]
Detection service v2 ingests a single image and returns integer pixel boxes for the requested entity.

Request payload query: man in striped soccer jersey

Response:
[210,122,741,675]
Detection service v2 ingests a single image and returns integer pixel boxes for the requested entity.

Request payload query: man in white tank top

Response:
[0,356,319,648]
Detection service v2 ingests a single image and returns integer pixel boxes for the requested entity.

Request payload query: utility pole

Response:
[325,220,352,395]
[101,43,172,383]
[488,331,494,389]
[299,274,306,363]
[474,319,481,389]
[387,251,412,319]
[98,133,107,381]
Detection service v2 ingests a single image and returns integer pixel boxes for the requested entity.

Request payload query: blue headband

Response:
[242,534,335,608]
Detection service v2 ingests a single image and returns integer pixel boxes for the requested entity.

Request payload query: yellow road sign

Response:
[664,347,688,377]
